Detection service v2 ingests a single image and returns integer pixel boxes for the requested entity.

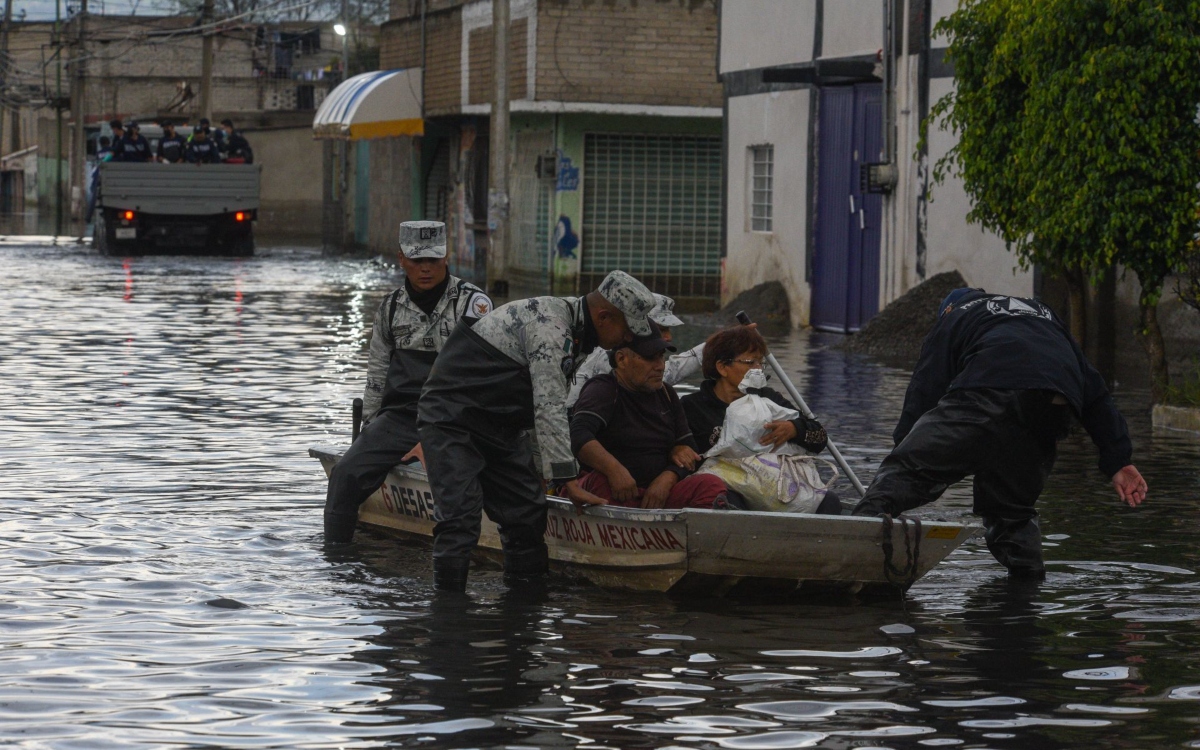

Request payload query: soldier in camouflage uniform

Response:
[418,270,656,591]
[566,293,704,407]
[325,221,493,544]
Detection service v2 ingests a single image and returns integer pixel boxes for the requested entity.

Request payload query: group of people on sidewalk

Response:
[323,220,1147,590]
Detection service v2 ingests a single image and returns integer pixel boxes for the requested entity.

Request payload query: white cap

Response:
[399,221,447,259]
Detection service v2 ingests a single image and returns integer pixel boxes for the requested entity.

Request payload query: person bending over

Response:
[571,323,728,510]
[851,288,1147,580]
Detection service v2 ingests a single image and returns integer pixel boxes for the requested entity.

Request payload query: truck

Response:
[93,161,261,256]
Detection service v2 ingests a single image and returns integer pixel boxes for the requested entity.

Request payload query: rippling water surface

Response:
[2,240,1200,749]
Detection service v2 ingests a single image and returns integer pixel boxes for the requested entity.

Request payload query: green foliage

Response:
[928,0,1200,307]
[1164,358,1200,407]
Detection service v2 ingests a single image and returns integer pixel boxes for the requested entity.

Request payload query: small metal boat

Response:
[311,444,978,595]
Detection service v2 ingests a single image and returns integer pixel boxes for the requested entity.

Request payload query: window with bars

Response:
[749,145,774,233]
[581,133,723,298]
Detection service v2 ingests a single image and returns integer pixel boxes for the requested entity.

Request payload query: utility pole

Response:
[55,0,63,236]
[70,0,87,228]
[485,0,510,297]
[0,0,13,158]
[199,0,214,122]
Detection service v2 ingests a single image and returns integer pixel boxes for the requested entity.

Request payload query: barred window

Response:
[749,145,774,232]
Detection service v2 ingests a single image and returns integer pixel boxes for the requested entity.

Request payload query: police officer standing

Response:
[219,119,254,164]
[417,270,656,591]
[157,120,186,163]
[116,121,152,162]
[852,287,1148,579]
[185,126,222,164]
[325,221,492,544]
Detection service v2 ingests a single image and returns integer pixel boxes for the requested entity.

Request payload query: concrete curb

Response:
[1152,404,1200,435]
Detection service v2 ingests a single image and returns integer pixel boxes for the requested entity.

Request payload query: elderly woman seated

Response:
[570,323,729,510]
[680,325,842,515]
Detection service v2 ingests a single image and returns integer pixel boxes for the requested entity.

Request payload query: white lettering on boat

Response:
[380,482,436,521]
[546,514,684,552]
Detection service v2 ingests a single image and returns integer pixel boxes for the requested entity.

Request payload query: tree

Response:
[928,0,1200,402]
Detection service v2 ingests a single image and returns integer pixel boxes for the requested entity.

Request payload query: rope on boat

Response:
[879,513,922,589]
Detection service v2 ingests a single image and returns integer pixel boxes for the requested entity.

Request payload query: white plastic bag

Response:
[697,454,839,513]
[704,394,802,459]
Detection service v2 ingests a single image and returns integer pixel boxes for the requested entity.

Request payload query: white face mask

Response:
[738,368,768,394]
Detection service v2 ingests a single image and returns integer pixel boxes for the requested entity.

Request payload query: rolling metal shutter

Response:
[581,133,722,298]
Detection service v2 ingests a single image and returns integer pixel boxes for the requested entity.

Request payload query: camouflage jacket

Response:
[470,296,590,481]
[363,276,492,420]
[565,343,706,408]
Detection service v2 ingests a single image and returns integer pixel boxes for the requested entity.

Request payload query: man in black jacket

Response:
[219,119,254,163]
[852,288,1147,579]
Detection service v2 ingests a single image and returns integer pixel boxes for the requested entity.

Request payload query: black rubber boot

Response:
[323,510,358,545]
[983,516,1045,580]
[851,495,890,517]
[503,544,548,588]
[433,556,472,592]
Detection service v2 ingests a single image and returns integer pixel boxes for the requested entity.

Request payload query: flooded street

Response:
[3,240,1200,749]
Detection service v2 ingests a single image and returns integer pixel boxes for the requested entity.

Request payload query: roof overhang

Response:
[313,68,423,140]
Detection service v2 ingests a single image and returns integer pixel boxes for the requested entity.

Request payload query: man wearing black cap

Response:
[157,120,186,164]
[116,121,152,162]
[851,287,1148,579]
[324,221,492,544]
[185,126,221,164]
[417,269,656,591]
[219,119,254,164]
[571,323,728,510]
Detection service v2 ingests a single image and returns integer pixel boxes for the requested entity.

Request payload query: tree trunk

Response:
[1138,298,1170,404]
[1065,268,1087,347]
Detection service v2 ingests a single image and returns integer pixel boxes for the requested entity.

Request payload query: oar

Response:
[735,311,866,497]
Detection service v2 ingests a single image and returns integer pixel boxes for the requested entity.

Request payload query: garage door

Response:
[581,133,722,299]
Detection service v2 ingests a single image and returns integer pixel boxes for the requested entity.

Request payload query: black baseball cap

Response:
[109,119,123,130]
[619,321,676,359]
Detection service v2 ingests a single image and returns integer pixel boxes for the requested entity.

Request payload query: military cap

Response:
[597,270,654,337]
[650,293,684,328]
[399,220,447,259]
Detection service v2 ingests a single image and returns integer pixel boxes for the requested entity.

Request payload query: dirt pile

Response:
[840,271,967,362]
[718,281,791,332]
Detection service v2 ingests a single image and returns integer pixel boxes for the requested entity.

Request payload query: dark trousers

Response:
[324,408,421,543]
[853,388,1069,575]
[420,422,547,564]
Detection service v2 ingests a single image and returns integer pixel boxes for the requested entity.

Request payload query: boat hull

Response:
[311,444,978,595]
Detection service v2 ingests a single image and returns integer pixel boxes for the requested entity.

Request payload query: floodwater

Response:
[2,239,1199,750]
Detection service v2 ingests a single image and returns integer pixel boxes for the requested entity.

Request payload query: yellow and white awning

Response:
[313,68,423,140]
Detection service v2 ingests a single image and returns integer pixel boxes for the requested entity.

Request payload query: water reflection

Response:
[0,240,1199,747]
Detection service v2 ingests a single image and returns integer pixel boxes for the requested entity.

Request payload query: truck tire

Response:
[94,213,110,255]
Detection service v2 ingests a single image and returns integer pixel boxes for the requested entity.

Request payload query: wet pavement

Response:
[1,240,1199,749]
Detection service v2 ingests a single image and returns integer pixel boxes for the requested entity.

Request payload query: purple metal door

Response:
[811,83,883,332]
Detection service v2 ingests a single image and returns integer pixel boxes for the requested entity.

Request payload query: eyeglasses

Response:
[727,358,764,368]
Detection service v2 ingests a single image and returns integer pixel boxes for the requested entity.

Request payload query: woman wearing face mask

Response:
[680,325,841,514]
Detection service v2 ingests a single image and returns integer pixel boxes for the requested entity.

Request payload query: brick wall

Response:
[537,0,721,108]
[380,9,462,115]
[467,17,529,105]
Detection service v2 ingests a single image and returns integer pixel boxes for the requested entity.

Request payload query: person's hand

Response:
[561,480,607,514]
[401,443,426,468]
[670,444,702,471]
[760,420,798,449]
[642,472,678,509]
[1112,464,1147,507]
[606,465,639,504]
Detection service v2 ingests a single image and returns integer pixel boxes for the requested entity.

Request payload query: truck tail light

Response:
[123,210,134,221]
[235,211,246,222]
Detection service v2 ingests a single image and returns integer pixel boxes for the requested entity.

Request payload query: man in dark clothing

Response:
[219,119,254,163]
[185,127,222,164]
[324,221,492,544]
[116,121,152,162]
[852,288,1147,579]
[572,324,728,510]
[157,120,186,163]
[417,270,656,592]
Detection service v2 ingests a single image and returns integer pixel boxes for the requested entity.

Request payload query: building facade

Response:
[349,0,723,298]
[720,0,1031,330]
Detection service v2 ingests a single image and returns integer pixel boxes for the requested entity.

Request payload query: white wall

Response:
[923,77,1032,295]
[821,0,884,60]
[724,89,813,328]
[719,0,816,73]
